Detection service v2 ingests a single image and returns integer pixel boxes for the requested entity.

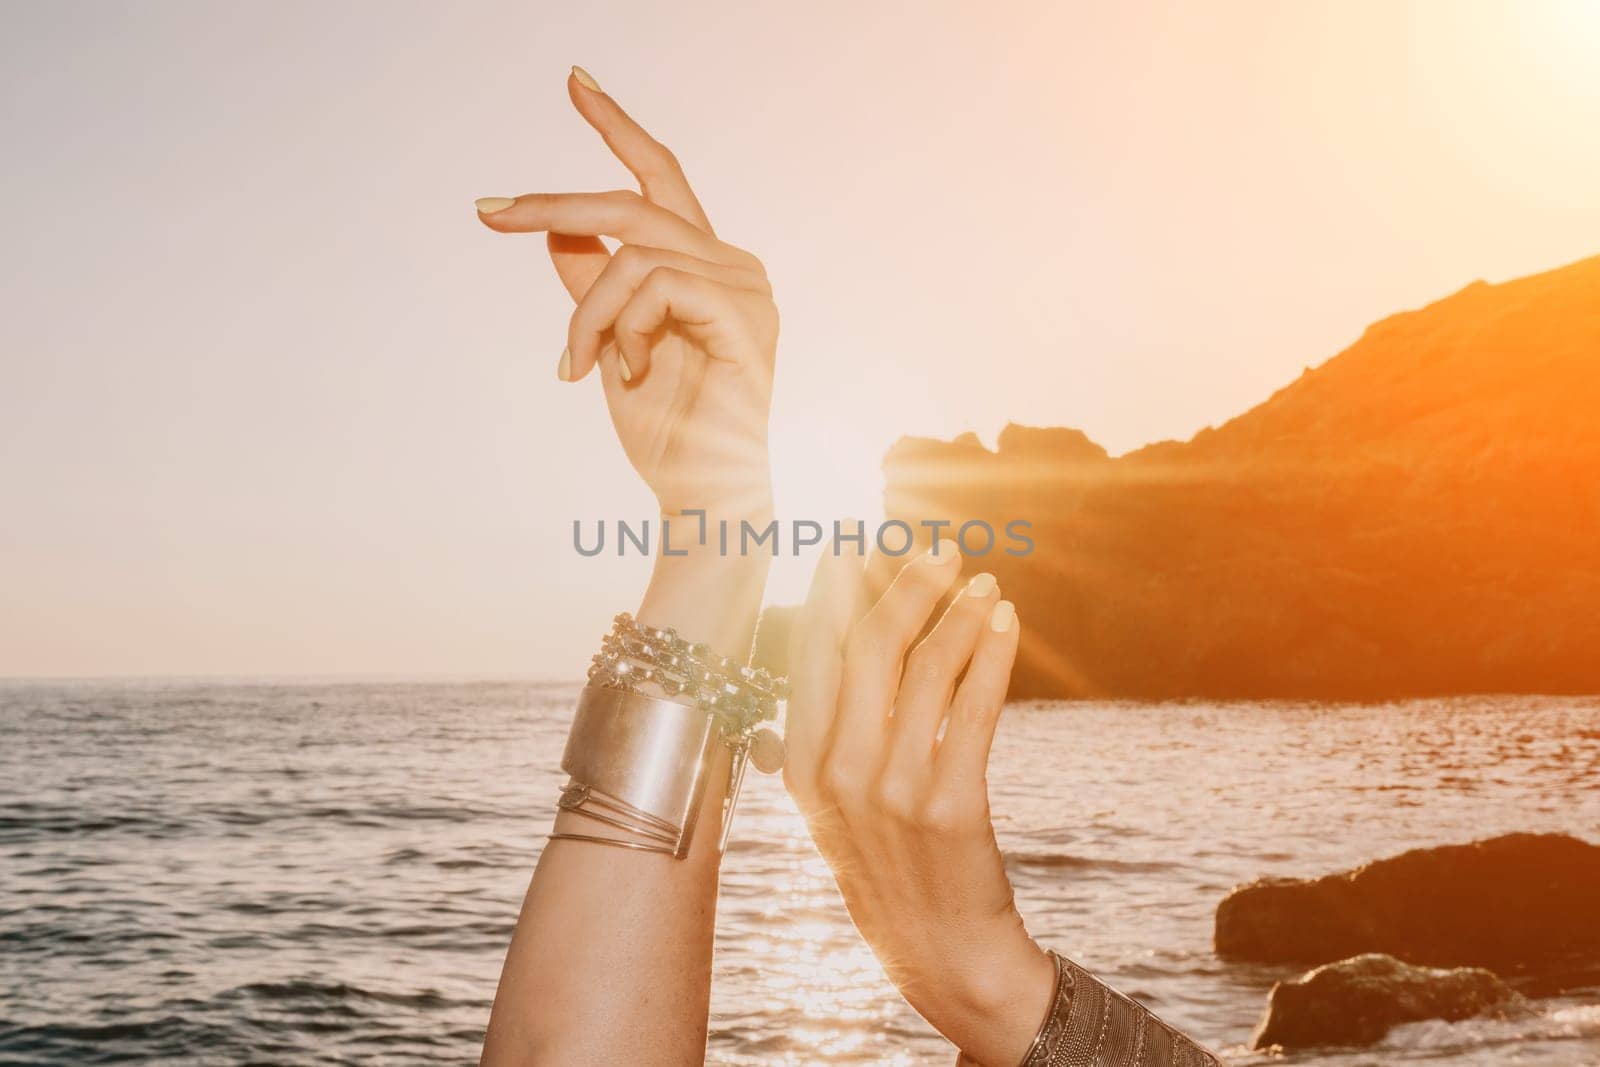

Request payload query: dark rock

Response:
[1216,833,1600,974]
[1250,953,1529,1050]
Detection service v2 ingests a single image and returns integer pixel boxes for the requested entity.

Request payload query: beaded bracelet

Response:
[588,612,788,742]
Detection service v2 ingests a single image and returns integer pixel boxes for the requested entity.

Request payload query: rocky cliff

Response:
[882,255,1600,699]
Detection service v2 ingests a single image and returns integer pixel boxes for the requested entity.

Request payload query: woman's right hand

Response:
[476,68,777,517]
[784,546,1057,1067]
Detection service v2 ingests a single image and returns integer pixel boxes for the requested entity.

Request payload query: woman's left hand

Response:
[784,546,1058,1067]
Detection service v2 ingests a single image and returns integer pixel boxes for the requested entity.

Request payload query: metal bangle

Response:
[1016,951,1071,1066]
[1019,952,1222,1067]
[557,783,680,848]
[560,684,720,858]
[546,831,677,855]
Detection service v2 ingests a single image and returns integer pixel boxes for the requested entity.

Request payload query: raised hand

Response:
[475,70,778,1067]
[784,546,1057,1067]
[476,68,776,515]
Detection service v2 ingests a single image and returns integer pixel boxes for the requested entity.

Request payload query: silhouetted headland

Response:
[881,254,1600,700]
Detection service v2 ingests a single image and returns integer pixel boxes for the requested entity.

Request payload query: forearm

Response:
[481,749,729,1065]
[481,510,772,1066]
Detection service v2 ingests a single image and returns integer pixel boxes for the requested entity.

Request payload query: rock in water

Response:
[1251,953,1529,1050]
[1215,833,1600,970]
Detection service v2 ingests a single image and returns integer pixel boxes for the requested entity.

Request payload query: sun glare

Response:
[766,418,891,604]
[1520,0,1600,99]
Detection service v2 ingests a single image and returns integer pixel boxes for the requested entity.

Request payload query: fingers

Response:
[480,69,761,345]
[546,232,610,304]
[884,573,1001,780]
[477,190,739,266]
[785,547,866,803]
[609,266,765,381]
[934,600,1019,793]
[565,246,768,382]
[859,547,905,627]
[825,543,964,782]
[567,68,714,234]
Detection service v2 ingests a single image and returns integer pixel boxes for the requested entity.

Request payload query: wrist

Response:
[654,462,773,522]
[638,502,773,662]
[655,494,776,561]
[936,932,1056,1067]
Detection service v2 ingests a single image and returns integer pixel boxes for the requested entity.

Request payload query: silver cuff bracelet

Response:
[551,614,789,859]
[552,684,754,859]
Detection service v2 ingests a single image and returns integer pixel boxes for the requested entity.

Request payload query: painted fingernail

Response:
[923,539,960,565]
[617,353,633,383]
[557,347,572,381]
[966,572,997,597]
[990,600,1016,633]
[571,65,601,92]
[475,196,516,215]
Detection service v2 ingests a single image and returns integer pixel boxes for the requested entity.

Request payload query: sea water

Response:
[2,682,1597,1065]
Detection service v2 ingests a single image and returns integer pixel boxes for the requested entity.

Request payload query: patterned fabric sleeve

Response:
[1016,952,1222,1067]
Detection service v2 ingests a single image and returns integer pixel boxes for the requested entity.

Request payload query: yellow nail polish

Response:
[475,196,516,215]
[990,600,1016,633]
[571,65,601,92]
[557,347,572,381]
[967,572,997,597]
[617,354,633,383]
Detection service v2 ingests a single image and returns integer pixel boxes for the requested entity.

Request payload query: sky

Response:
[3,0,1599,678]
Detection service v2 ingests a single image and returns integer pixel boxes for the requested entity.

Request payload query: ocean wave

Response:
[0,1014,246,1066]
[0,805,188,842]
[1002,850,1179,873]
[230,978,474,1011]
[1383,1000,1600,1052]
